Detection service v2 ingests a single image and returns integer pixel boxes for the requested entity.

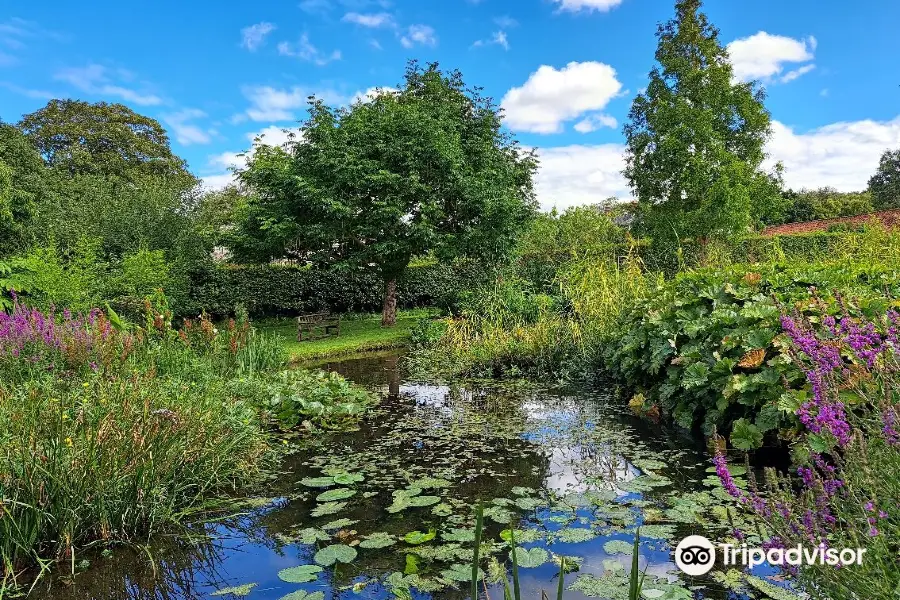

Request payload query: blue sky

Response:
[2,0,899,210]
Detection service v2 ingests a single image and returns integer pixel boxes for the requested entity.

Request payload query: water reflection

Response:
[29,351,723,600]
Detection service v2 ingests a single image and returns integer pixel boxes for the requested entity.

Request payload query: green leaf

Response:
[300,476,336,488]
[513,547,549,568]
[731,418,763,450]
[211,583,258,597]
[310,501,346,517]
[744,575,805,600]
[316,488,356,502]
[314,544,357,566]
[682,362,710,389]
[359,532,396,549]
[333,472,364,485]
[277,565,323,583]
[280,591,326,600]
[441,563,481,582]
[403,530,436,545]
[603,540,634,555]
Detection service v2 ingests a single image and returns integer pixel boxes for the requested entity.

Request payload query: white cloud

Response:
[534,144,631,211]
[529,115,900,210]
[239,85,348,122]
[203,125,305,189]
[350,86,400,104]
[278,34,341,66]
[473,31,509,50]
[573,113,617,133]
[766,117,900,191]
[553,0,625,13]
[342,12,395,28]
[501,62,623,134]
[494,16,518,28]
[162,109,213,145]
[726,32,816,83]
[241,22,276,51]
[54,64,162,105]
[400,25,437,48]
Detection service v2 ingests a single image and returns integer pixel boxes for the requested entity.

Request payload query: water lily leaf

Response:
[441,563,481,582]
[311,501,347,517]
[300,476,335,488]
[314,544,357,566]
[295,527,331,544]
[403,529,437,545]
[359,532,396,549]
[603,540,634,555]
[513,547,549,568]
[322,518,358,530]
[408,495,441,507]
[280,591,325,600]
[409,476,452,489]
[441,528,475,542]
[555,528,595,543]
[744,575,805,600]
[333,472,364,485]
[500,528,544,544]
[432,502,453,516]
[278,564,323,583]
[212,583,257,597]
[316,488,356,502]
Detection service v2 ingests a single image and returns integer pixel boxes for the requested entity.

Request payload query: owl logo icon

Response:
[674,535,716,576]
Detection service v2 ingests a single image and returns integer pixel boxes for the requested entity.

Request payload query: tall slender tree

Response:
[623,0,781,249]
[234,62,537,325]
[869,148,900,210]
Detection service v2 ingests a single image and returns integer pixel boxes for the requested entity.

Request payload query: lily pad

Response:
[403,530,437,545]
[441,563,482,582]
[555,528,595,543]
[280,591,326,600]
[295,527,331,544]
[300,476,335,488]
[311,501,347,517]
[314,544,358,566]
[513,547,549,568]
[333,472,364,485]
[277,564,323,583]
[316,488,356,502]
[359,532,396,549]
[603,540,634,555]
[212,583,257,597]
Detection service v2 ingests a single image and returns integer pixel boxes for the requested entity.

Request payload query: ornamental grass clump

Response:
[715,308,900,600]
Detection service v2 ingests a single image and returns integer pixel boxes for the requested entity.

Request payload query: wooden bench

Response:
[296,312,341,341]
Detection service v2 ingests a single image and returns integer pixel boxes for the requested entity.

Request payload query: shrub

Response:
[182,261,484,318]
[605,263,900,446]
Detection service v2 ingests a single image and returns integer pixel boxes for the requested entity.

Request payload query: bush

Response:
[182,261,484,318]
[605,263,900,445]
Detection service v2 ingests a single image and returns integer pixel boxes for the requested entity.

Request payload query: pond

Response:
[28,351,777,600]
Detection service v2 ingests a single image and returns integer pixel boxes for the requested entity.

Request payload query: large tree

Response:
[623,0,780,248]
[0,123,52,255]
[235,62,538,325]
[869,148,900,210]
[18,100,195,189]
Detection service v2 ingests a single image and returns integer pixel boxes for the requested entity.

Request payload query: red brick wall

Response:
[761,209,900,237]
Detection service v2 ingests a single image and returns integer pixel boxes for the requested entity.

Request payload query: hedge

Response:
[181,261,483,318]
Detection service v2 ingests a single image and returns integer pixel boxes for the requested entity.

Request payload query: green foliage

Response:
[606,263,900,444]
[624,0,780,247]
[0,122,49,255]
[185,261,476,318]
[235,61,537,324]
[18,100,195,188]
[868,147,900,210]
[770,187,874,226]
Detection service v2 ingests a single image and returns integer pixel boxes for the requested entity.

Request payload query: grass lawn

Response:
[259,308,439,362]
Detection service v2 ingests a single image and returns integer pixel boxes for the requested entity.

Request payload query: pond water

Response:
[28,351,780,600]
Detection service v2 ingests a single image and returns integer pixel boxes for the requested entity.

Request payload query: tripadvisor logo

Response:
[674,535,867,576]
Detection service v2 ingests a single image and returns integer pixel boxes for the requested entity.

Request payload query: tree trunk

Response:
[381,276,398,327]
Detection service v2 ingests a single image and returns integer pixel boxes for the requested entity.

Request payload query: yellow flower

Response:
[282,439,288,445]
[82,382,90,388]
[62,414,70,420]
[65,437,73,447]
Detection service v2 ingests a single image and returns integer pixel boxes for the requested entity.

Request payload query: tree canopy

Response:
[235,61,538,325]
[18,100,195,189]
[623,0,781,248]
[869,148,900,210]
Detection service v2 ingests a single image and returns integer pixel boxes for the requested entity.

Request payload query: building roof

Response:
[761,208,900,236]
